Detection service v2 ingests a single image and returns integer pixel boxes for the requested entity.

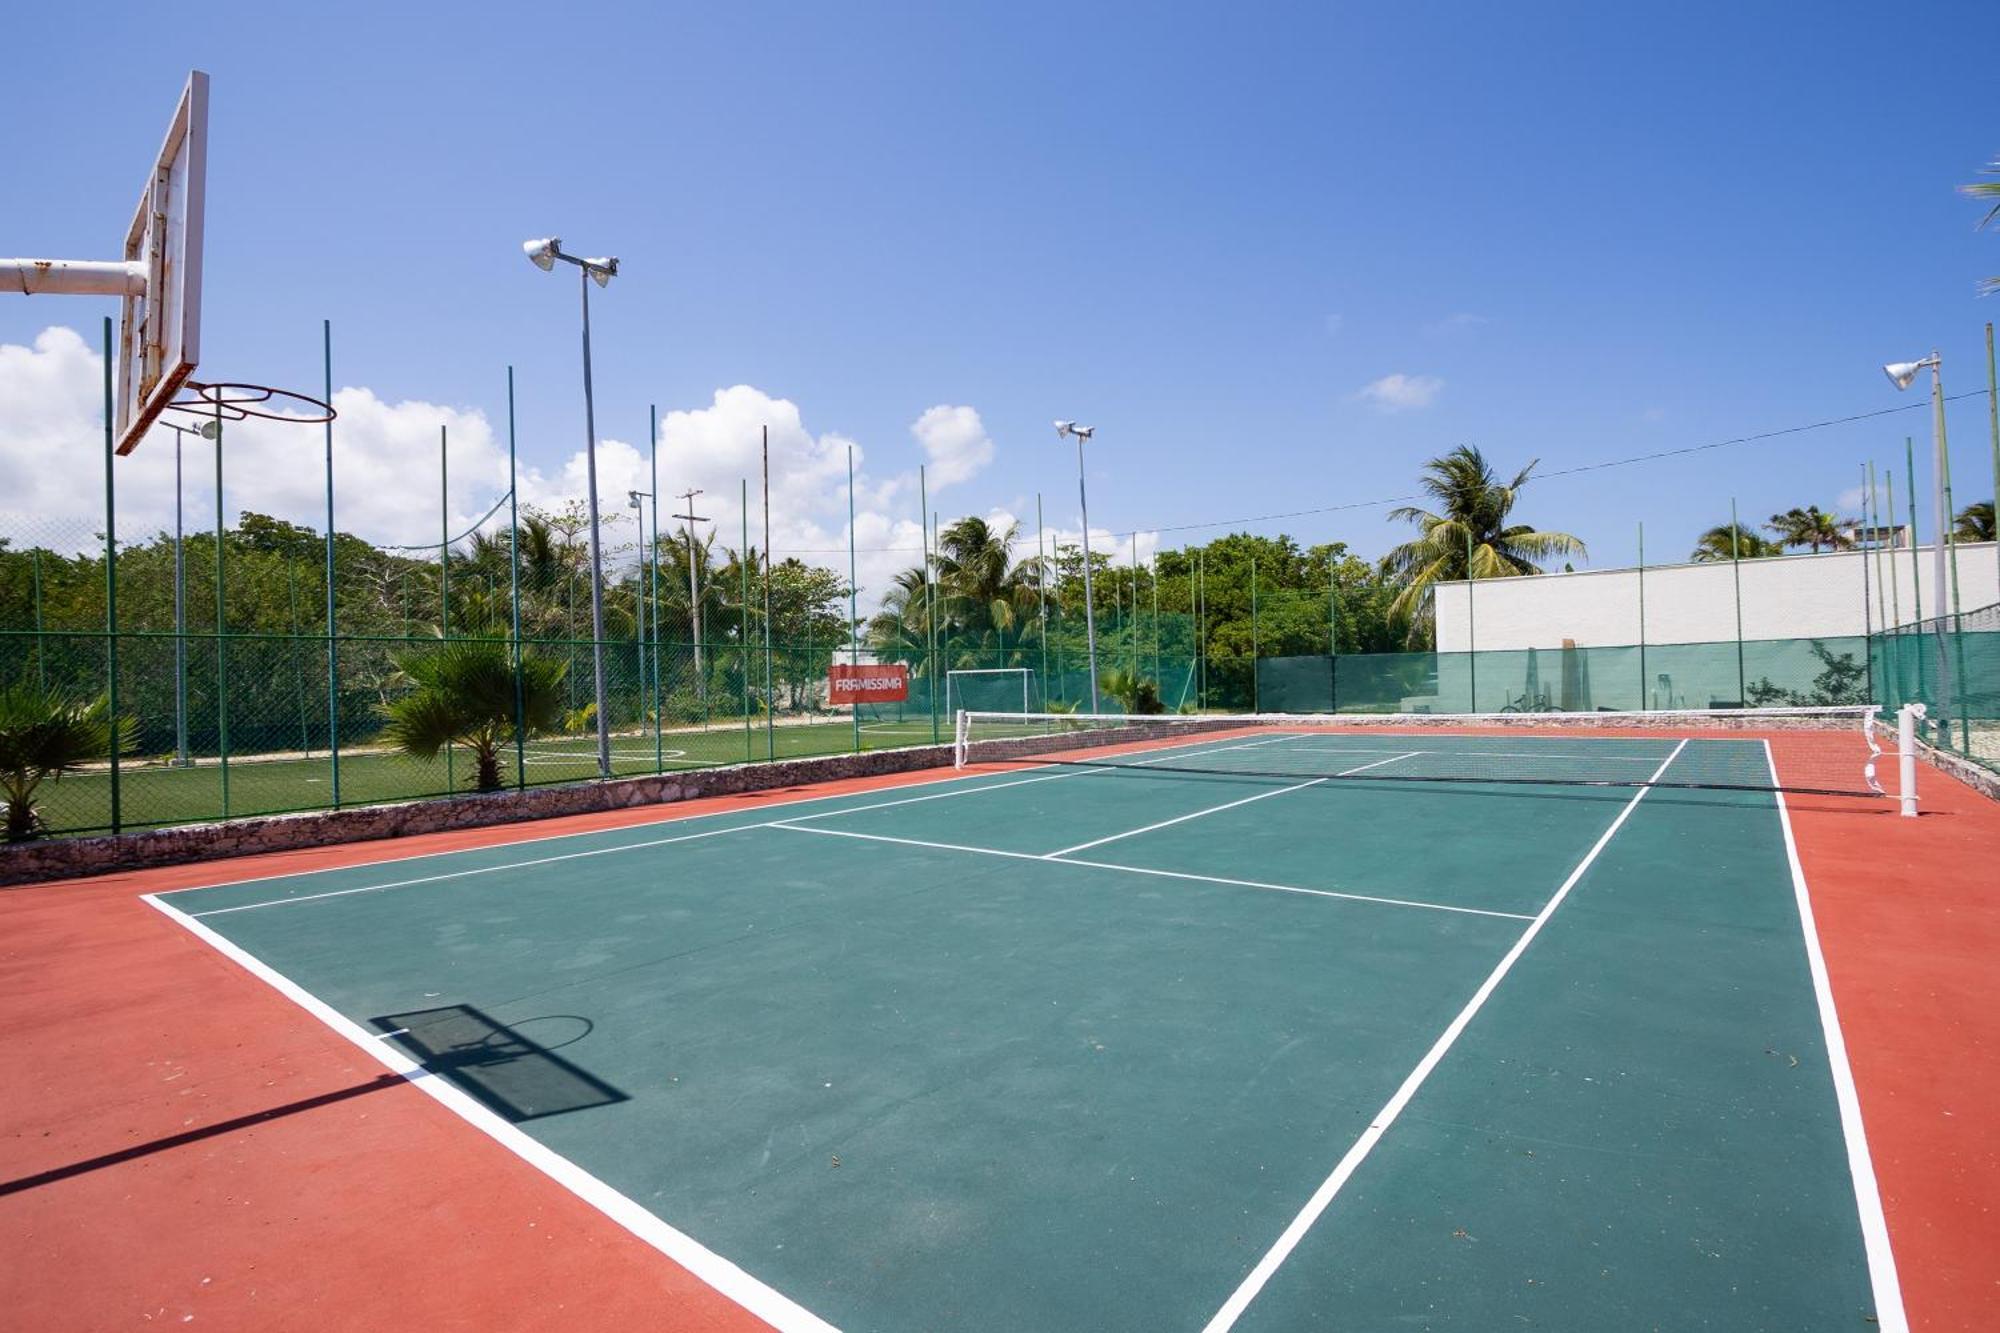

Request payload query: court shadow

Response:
[371,1005,627,1123]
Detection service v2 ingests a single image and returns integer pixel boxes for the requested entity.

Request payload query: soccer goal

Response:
[945,668,1040,718]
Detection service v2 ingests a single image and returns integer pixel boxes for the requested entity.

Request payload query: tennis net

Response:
[954,706,1910,802]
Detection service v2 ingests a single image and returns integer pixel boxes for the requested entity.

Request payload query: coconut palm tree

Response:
[1382,446,1585,634]
[1964,155,2000,296]
[1955,500,1995,542]
[931,516,1042,646]
[0,686,132,841]
[1766,506,1856,553]
[380,640,568,792]
[1689,523,1784,562]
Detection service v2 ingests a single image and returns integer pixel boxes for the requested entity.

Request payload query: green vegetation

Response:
[0,686,130,840]
[380,641,567,792]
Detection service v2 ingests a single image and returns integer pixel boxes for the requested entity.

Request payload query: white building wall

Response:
[1434,542,1998,652]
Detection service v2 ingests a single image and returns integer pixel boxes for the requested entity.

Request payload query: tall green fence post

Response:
[1988,321,1998,598]
[741,477,752,762]
[650,404,663,772]
[1857,465,1874,701]
[101,318,120,834]
[1250,555,1259,712]
[761,427,775,761]
[214,399,230,819]
[440,424,454,789]
[1036,493,1050,708]
[1729,499,1746,705]
[920,465,937,741]
[1466,530,1477,712]
[507,367,526,790]
[31,547,46,692]
[1637,522,1647,709]
[848,445,861,754]
[324,320,341,806]
[1328,553,1338,713]
[1905,439,1927,708]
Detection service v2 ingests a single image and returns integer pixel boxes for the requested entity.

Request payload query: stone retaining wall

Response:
[0,744,955,888]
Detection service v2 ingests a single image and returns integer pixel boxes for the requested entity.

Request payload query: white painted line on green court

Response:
[143,894,841,1333]
[1764,741,1907,1333]
[1199,737,1689,1333]
[770,822,1535,922]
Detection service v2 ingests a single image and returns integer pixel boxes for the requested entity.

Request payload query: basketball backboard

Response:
[115,70,208,455]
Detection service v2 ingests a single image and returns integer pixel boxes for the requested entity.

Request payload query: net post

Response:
[952,708,970,767]
[1897,703,1921,818]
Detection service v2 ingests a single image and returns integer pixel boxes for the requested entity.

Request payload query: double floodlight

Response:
[1054,420,1094,441]
[1881,355,1939,392]
[523,236,618,287]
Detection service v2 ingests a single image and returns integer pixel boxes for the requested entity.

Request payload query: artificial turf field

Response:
[137,725,1899,1330]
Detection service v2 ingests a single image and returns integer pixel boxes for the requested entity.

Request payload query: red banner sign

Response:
[828,662,909,704]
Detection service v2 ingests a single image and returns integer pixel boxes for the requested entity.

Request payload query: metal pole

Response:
[1131,531,1140,680]
[214,398,229,818]
[507,367,526,791]
[921,465,938,736]
[1988,322,1999,596]
[761,425,774,760]
[1036,492,1049,707]
[1905,437,1930,712]
[848,445,861,753]
[1074,436,1101,713]
[1858,465,1874,702]
[439,425,450,636]
[1250,555,1259,713]
[649,405,662,772]
[31,547,45,694]
[1466,529,1477,713]
[741,478,752,760]
[1730,498,1745,706]
[1152,553,1161,689]
[578,266,612,778]
[1637,522,1647,709]
[678,489,706,705]
[1930,358,1967,749]
[101,318,120,834]
[323,320,341,805]
[290,562,308,756]
[174,428,188,763]
[1871,463,1896,707]
[1196,547,1206,711]
[1886,466,1903,631]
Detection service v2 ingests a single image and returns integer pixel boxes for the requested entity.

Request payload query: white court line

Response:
[176,732,1286,916]
[1041,752,1417,858]
[769,822,1533,922]
[1281,745,1668,763]
[1762,741,1907,1332]
[141,895,839,1333]
[1198,737,1689,1333]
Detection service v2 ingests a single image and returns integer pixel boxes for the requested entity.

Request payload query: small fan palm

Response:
[0,685,132,841]
[380,641,568,792]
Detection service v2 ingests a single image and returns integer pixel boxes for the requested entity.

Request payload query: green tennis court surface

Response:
[153,728,1890,1330]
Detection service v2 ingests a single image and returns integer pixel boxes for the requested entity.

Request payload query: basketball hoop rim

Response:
[165,380,336,425]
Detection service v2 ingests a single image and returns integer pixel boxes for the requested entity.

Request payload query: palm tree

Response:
[1955,500,1996,542]
[930,516,1042,647]
[1766,505,1856,553]
[380,640,568,792]
[0,686,132,841]
[1964,155,2000,296]
[1689,523,1784,562]
[1382,446,1585,634]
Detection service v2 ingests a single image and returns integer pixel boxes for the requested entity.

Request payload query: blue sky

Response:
[4,1,1997,600]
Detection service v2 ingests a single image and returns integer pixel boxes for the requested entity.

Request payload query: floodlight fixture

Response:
[585,257,618,287]
[523,237,560,271]
[1881,356,1937,392]
[1054,415,1103,713]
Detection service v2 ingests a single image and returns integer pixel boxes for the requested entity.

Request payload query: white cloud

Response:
[910,404,994,489]
[0,327,1000,616]
[1353,372,1444,413]
[1835,486,1866,512]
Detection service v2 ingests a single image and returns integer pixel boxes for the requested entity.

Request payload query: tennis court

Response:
[138,715,1901,1330]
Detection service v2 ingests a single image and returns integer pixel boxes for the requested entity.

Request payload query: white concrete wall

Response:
[1434,542,1999,652]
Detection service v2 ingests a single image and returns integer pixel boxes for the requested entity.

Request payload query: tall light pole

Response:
[161,418,217,766]
[524,236,618,777]
[1055,421,1102,713]
[1884,352,1961,742]
[675,489,710,693]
